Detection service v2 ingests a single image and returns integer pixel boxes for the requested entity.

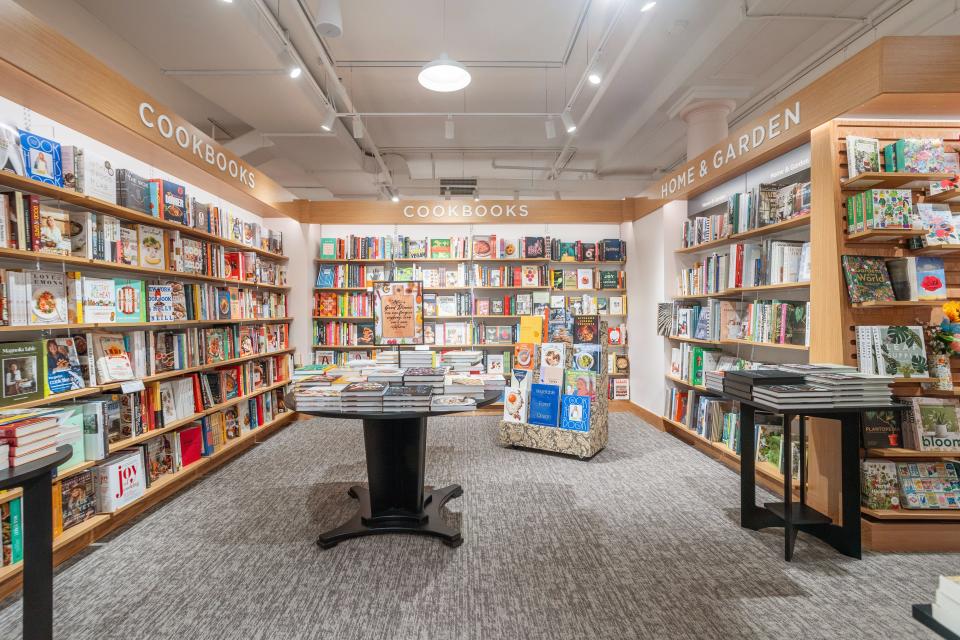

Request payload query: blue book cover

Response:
[559,394,591,432]
[316,265,336,288]
[19,129,62,187]
[528,383,561,428]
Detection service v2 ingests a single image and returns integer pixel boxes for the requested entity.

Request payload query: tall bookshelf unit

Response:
[0,143,294,596]
[313,240,629,397]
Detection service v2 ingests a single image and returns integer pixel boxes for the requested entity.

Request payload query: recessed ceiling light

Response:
[544,119,556,140]
[391,194,400,203]
[561,111,577,134]
[588,73,602,85]
[444,116,455,140]
[419,54,471,92]
[289,66,302,79]
[641,1,656,11]
[320,109,336,132]
[221,0,233,3]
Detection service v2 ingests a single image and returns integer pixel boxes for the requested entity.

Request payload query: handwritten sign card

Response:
[374,282,424,345]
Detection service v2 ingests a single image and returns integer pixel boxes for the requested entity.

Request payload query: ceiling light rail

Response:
[740,2,868,22]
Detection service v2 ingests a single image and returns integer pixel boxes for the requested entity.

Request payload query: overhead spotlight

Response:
[561,111,577,134]
[320,108,336,132]
[641,1,656,11]
[221,0,233,3]
[588,73,602,85]
[289,66,302,79]
[391,193,400,203]
[352,115,363,139]
[419,54,472,92]
[444,116,455,140]
[474,190,480,202]
[544,118,556,140]
[313,0,343,38]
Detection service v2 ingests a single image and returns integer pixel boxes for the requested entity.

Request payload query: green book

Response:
[841,255,895,303]
[429,238,451,259]
[0,341,44,407]
[9,497,22,564]
[114,279,145,322]
[319,238,337,260]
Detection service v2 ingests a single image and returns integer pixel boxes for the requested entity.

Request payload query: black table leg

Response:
[838,413,862,559]
[782,413,797,561]
[22,472,54,640]
[317,416,463,549]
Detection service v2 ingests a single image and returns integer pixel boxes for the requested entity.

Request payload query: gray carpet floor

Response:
[0,413,952,639]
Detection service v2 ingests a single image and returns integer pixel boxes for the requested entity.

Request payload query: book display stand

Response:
[498,322,609,459]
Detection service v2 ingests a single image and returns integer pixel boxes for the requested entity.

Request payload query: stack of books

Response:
[477,373,506,393]
[404,367,447,393]
[931,575,960,636]
[751,384,836,410]
[382,386,434,412]
[431,395,477,412]
[440,351,483,372]
[400,350,434,368]
[366,368,406,385]
[723,370,805,402]
[0,412,61,467]
[803,372,895,406]
[704,370,725,393]
[339,382,388,412]
[443,375,487,400]
[294,388,341,411]
[376,351,400,366]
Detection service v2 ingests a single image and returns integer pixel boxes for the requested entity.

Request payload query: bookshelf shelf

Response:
[861,507,960,520]
[313,316,372,321]
[314,287,369,292]
[850,300,945,309]
[673,293,720,301]
[840,172,955,191]
[665,374,706,391]
[54,460,98,483]
[911,245,960,257]
[924,188,960,204]
[864,447,960,458]
[675,236,732,255]
[554,288,626,294]
[0,317,291,333]
[0,172,288,262]
[845,228,927,244]
[312,343,518,350]
[314,257,627,266]
[667,335,721,346]
[674,214,812,255]
[315,258,391,264]
[722,281,810,296]
[52,514,111,551]
[550,260,626,266]
[719,339,809,351]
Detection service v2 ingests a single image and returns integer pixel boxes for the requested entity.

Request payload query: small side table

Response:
[0,446,72,640]
[736,399,907,561]
[912,604,960,640]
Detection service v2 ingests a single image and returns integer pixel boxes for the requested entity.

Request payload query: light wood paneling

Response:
[862,518,960,552]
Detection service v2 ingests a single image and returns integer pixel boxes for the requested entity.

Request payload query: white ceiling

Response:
[13,0,960,201]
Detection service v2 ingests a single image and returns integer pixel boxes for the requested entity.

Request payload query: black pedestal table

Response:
[289,391,500,549]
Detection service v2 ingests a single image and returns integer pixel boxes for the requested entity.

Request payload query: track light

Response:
[289,66,302,79]
[352,115,363,139]
[561,111,577,134]
[320,109,336,132]
[641,1,656,11]
[221,0,233,3]
[544,118,556,140]
[588,73,601,85]
[313,0,343,38]
[444,116,455,140]
[474,190,480,202]
[391,192,400,203]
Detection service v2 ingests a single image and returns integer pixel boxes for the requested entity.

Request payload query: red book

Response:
[178,424,203,466]
[0,417,59,437]
[10,444,57,466]
[10,439,56,459]
[0,426,58,447]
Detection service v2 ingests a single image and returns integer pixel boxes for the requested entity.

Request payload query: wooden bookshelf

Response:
[850,300,945,309]
[840,171,955,191]
[665,374,706,392]
[667,335,721,346]
[864,447,960,458]
[314,287,369,292]
[719,339,809,351]
[924,188,960,204]
[313,316,372,321]
[0,317,291,333]
[674,214,813,255]
[845,228,927,244]
[722,281,810,296]
[861,507,960,520]
[911,245,960,257]
[674,236,732,255]
[0,172,288,262]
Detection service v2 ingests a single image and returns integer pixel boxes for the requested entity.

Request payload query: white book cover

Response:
[95,450,145,512]
[77,149,118,204]
[576,268,594,289]
[92,332,134,382]
[7,270,29,326]
[502,370,531,423]
[81,402,107,461]
[68,211,93,259]
[138,225,166,270]
[82,277,117,323]
[28,270,67,325]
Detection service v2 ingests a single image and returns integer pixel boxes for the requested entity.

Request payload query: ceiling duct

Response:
[440,178,478,197]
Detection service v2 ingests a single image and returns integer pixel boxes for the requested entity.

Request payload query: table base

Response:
[317,484,464,549]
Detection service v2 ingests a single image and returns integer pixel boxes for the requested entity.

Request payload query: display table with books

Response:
[721,367,908,561]
[288,390,501,549]
[0,445,72,640]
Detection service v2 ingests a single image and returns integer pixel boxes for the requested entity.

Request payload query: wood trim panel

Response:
[0,0,292,219]
[862,518,960,552]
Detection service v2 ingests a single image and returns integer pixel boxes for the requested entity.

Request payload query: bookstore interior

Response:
[0,1,959,639]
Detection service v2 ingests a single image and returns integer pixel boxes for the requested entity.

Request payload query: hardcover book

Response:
[116,169,151,215]
[0,341,42,406]
[523,236,545,258]
[860,459,901,510]
[572,344,601,373]
[92,333,134,382]
[513,343,535,371]
[95,450,146,512]
[42,337,85,395]
[896,461,959,509]
[161,180,187,225]
[573,315,600,344]
[564,370,597,399]
[76,148,117,203]
[38,206,71,255]
[841,255,895,303]
[873,325,927,377]
[548,309,574,343]
[559,394,590,432]
[540,343,565,369]
[138,225,166,270]
[905,397,960,451]
[114,279,144,322]
[18,129,62,186]
[862,410,901,448]
[59,469,96,530]
[146,285,174,322]
[846,135,880,178]
[82,277,116,323]
[528,383,561,428]
[518,316,543,344]
[472,235,492,259]
[28,270,67,325]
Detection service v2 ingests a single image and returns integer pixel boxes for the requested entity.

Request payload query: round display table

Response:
[289,391,501,549]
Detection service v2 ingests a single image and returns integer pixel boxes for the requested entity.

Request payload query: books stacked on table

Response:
[292,364,336,381]
[400,350,434,368]
[802,372,895,406]
[477,373,506,392]
[440,350,484,372]
[751,384,836,410]
[294,388,341,411]
[0,412,61,467]
[339,381,388,412]
[376,350,399,366]
[444,375,486,400]
[723,370,805,402]
[704,370,725,394]
[366,367,406,385]
[931,575,960,636]
[403,367,447,392]
[431,395,477,412]
[382,386,434,412]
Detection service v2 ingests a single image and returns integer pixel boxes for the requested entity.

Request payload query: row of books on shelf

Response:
[0,328,290,407]
[0,269,287,326]
[660,298,809,346]
[861,460,959,511]
[846,135,955,179]
[677,240,810,296]
[318,235,626,262]
[841,255,948,303]
[0,196,287,284]
[681,179,810,248]
[0,124,283,254]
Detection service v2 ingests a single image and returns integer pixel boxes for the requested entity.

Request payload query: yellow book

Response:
[518,315,543,344]
[66,271,83,323]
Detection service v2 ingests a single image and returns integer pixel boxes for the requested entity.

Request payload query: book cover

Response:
[82,277,116,323]
[116,169,151,214]
[216,289,231,320]
[841,255,895,303]
[540,343,565,369]
[429,238,451,259]
[547,309,574,343]
[472,235,492,259]
[907,398,960,451]
[873,326,927,377]
[319,238,337,260]
[114,279,144,322]
[573,315,600,344]
[528,383,561,427]
[42,337,85,395]
[862,410,901,448]
[518,315,543,344]
[524,237,545,258]
[67,211,93,259]
[77,149,116,203]
[915,204,960,246]
[860,459,901,510]
[28,270,67,325]
[559,394,590,432]
[118,225,138,266]
[513,343,534,371]
[138,225,166,270]
[612,378,630,400]
[92,332,134,382]
[607,325,625,346]
[59,469,96,530]
[95,450,146,512]
[614,354,629,375]
[564,370,597,399]
[178,424,203,467]
[576,269,593,289]
[18,129,62,186]
[572,344,601,373]
[0,341,42,407]
[846,135,880,178]
[146,284,174,322]
[915,256,947,300]
[161,180,187,225]
[38,206,71,255]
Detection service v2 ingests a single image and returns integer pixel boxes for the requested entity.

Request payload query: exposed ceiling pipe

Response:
[289,0,393,186]
[491,160,597,174]
[741,1,868,22]
[334,60,565,68]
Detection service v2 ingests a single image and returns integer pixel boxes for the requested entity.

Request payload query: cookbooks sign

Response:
[403,203,529,219]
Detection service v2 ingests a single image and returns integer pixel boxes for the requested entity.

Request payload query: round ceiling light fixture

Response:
[418,54,471,92]
[588,72,602,85]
